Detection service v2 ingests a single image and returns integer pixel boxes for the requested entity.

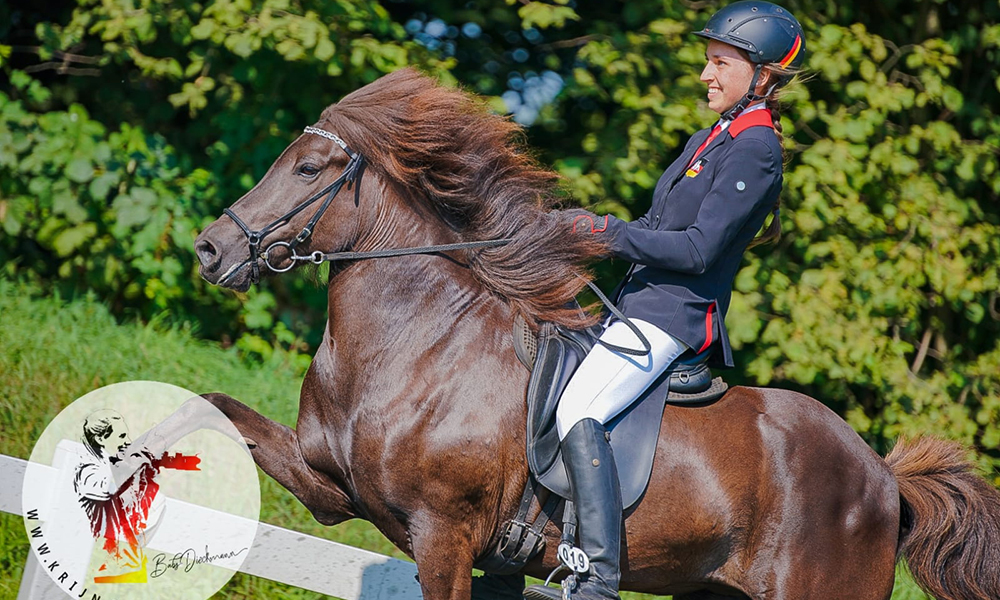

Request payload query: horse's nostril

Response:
[196,238,220,269]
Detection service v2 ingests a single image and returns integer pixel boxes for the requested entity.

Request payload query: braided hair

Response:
[747,62,799,248]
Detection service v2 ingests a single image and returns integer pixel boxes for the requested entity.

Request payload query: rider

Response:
[523,3,806,599]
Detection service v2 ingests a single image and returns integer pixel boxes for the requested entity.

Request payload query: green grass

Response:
[0,280,405,600]
[0,280,932,599]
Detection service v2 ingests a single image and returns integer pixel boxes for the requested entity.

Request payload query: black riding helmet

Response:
[693,1,806,119]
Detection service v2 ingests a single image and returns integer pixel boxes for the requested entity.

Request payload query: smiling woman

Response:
[526,3,808,599]
[702,41,755,114]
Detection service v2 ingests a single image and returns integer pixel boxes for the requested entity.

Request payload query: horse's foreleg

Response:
[200,392,356,525]
[410,518,475,600]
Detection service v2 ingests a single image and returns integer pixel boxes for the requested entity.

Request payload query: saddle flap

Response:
[525,324,596,480]
[525,324,670,510]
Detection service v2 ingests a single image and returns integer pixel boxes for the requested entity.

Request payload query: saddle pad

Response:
[667,377,728,404]
[525,324,675,510]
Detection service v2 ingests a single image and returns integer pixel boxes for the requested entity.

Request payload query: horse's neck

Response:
[303,198,525,500]
[323,197,508,381]
[327,254,488,340]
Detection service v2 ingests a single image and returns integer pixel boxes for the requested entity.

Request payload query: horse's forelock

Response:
[317,68,607,328]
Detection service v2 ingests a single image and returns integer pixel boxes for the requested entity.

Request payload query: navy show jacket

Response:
[602,107,783,368]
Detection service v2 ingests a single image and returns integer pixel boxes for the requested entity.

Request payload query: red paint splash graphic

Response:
[85,452,200,584]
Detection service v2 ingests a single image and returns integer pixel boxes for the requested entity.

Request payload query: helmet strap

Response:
[722,63,765,121]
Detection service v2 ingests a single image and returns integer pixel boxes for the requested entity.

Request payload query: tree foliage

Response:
[0,78,217,315]
[1,0,998,485]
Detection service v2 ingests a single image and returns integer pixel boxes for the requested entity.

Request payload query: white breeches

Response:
[555,319,687,440]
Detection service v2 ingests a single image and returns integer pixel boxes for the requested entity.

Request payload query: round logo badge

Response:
[21,381,260,600]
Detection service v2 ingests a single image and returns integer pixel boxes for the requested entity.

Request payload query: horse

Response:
[193,68,1000,600]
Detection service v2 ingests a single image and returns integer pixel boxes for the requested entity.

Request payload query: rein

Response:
[224,126,514,283]
[262,239,515,271]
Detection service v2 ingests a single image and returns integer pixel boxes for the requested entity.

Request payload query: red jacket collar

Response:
[728,108,774,138]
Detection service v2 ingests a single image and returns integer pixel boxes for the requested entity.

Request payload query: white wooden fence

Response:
[0,452,422,600]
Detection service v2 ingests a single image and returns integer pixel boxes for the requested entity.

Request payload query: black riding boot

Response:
[524,418,622,600]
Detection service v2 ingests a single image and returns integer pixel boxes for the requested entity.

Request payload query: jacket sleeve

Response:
[603,137,778,274]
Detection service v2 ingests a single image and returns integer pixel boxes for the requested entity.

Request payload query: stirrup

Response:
[523,574,577,600]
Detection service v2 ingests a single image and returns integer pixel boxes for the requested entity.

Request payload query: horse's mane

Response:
[319,68,607,328]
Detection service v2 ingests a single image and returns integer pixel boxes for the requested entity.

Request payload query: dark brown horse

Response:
[193,68,1000,600]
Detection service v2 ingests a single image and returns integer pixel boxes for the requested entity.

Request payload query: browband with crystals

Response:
[304,126,353,156]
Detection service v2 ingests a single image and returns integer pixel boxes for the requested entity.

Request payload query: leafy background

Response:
[1,0,998,598]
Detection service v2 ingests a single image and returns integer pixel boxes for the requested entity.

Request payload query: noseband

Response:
[222,126,367,283]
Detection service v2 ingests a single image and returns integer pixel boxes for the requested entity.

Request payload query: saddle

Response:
[475,316,728,574]
[518,317,727,508]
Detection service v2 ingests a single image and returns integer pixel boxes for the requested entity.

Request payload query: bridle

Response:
[223,125,515,284]
[220,125,650,357]
[222,126,368,284]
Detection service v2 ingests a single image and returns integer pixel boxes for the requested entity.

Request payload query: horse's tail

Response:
[886,437,1000,600]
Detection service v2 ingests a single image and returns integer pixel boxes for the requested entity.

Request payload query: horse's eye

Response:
[298,164,321,177]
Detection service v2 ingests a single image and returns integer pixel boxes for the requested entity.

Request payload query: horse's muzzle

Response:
[194,225,253,290]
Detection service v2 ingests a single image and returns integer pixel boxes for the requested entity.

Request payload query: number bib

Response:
[557,542,590,573]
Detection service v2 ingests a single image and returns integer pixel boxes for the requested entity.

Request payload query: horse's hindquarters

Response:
[615,387,898,600]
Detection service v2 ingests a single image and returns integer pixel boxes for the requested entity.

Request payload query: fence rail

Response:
[0,452,422,600]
